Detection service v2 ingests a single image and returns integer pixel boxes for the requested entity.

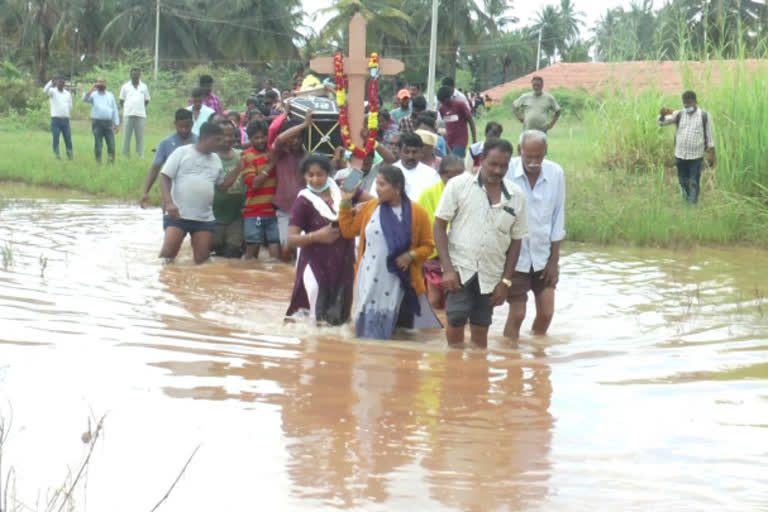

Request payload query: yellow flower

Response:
[336,90,346,106]
[368,112,378,129]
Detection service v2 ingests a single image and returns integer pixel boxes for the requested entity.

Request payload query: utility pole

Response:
[154,0,160,80]
[425,0,439,110]
[536,27,543,71]
[70,27,78,81]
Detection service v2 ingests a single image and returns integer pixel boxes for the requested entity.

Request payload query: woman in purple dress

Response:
[285,153,364,325]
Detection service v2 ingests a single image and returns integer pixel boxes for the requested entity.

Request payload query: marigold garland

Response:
[334,51,380,160]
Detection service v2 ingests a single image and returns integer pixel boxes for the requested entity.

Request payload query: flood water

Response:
[1,192,766,511]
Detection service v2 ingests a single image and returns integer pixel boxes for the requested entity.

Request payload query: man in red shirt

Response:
[437,86,476,158]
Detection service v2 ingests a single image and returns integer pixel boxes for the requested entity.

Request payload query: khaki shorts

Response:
[507,269,556,303]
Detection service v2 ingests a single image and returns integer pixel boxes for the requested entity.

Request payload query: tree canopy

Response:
[1,0,766,91]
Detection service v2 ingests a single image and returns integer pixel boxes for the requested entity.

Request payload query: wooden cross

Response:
[310,12,404,168]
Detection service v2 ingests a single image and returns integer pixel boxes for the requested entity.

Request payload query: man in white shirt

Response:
[370,133,440,200]
[43,74,73,160]
[257,78,281,99]
[119,68,151,158]
[503,130,566,340]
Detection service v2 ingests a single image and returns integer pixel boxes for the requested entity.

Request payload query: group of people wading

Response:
[137,73,567,347]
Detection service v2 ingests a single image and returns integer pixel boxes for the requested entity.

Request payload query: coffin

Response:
[288,96,341,157]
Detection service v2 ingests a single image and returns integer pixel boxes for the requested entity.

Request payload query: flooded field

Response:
[0,194,766,511]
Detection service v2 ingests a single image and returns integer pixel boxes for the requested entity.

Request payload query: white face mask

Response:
[684,105,695,114]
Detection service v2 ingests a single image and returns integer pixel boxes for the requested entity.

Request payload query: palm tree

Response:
[558,0,585,45]
[496,29,536,83]
[100,0,201,61]
[532,5,563,65]
[317,0,412,49]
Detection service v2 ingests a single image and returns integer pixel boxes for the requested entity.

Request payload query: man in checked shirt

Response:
[658,90,716,204]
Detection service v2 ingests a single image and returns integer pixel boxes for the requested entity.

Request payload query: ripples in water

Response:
[0,195,766,510]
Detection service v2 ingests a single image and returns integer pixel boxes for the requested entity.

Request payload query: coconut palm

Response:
[317,0,412,49]
[558,0,585,45]
[532,5,563,65]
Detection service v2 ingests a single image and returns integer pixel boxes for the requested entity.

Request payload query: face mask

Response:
[684,106,695,114]
[307,181,330,194]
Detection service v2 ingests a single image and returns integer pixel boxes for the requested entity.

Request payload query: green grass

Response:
[476,68,768,247]
[0,118,173,204]
[2,80,768,247]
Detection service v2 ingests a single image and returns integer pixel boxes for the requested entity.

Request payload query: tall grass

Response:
[590,61,768,201]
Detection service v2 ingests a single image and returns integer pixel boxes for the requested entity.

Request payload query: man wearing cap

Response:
[392,89,412,124]
[44,74,74,160]
[399,95,426,134]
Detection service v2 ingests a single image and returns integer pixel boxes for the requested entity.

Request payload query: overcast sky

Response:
[306,0,648,37]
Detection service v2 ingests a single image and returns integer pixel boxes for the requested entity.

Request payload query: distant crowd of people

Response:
[42,64,715,345]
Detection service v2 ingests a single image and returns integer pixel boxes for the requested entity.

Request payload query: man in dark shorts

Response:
[433,139,528,348]
[158,122,244,264]
[503,130,566,339]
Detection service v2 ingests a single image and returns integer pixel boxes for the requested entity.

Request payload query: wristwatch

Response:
[501,278,512,288]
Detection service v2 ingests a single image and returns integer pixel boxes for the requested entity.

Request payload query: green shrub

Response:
[0,60,45,115]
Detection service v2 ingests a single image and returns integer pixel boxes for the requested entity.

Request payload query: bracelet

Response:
[408,250,416,261]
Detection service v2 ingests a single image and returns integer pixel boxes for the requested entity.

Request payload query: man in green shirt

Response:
[211,119,246,257]
[512,76,561,133]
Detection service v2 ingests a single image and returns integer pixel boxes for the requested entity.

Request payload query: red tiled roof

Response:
[483,60,768,100]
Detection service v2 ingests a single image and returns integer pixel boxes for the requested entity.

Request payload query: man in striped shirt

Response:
[659,90,716,204]
[241,120,279,260]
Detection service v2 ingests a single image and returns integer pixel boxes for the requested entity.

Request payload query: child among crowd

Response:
[241,120,280,260]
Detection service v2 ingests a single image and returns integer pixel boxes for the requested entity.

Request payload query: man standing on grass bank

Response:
[433,138,528,348]
[503,130,566,340]
[437,85,476,158]
[44,74,73,160]
[159,122,244,264]
[82,77,120,164]
[658,90,716,204]
[140,108,197,209]
[513,76,561,133]
[119,68,150,158]
[188,75,223,114]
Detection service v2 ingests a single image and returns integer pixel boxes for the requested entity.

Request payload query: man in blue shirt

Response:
[503,130,566,340]
[140,109,198,209]
[83,77,120,163]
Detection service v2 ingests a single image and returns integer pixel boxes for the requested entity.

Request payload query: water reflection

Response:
[1,194,767,511]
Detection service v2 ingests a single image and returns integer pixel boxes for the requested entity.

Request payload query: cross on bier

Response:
[310,12,404,168]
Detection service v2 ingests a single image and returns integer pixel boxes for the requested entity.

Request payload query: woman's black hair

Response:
[217,119,237,132]
[416,114,437,131]
[377,164,405,197]
[300,153,332,175]
[246,119,268,138]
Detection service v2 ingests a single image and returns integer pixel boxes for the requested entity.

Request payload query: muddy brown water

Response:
[0,195,766,511]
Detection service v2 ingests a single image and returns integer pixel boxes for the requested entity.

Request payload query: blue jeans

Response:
[244,215,280,245]
[51,117,73,159]
[675,158,703,204]
[91,119,116,162]
[450,145,467,158]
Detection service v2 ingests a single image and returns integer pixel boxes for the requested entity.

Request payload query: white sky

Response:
[305,0,647,38]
